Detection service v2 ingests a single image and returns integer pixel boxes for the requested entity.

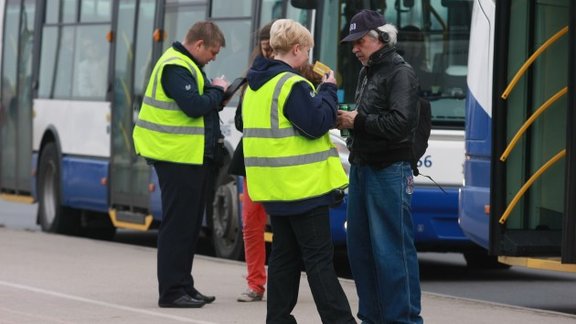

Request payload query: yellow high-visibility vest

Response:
[133,47,205,164]
[242,72,348,202]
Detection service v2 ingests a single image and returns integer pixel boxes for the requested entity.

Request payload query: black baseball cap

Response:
[341,9,387,43]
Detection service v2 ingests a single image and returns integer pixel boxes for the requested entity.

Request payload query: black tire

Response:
[211,175,244,260]
[464,251,511,269]
[79,210,117,240]
[37,142,80,234]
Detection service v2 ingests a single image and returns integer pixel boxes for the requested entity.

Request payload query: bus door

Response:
[209,0,313,140]
[109,0,215,226]
[109,0,158,225]
[491,0,576,267]
[0,0,36,200]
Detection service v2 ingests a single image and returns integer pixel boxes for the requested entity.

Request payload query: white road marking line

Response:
[0,306,72,324]
[0,280,218,324]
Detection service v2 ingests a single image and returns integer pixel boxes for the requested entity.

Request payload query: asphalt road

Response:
[1,199,576,316]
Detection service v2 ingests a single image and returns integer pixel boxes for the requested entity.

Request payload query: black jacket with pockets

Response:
[350,46,419,168]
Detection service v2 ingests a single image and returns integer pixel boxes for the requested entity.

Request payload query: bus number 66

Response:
[417,155,432,168]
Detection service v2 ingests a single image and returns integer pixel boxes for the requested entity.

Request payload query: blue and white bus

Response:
[459,0,576,271]
[457,0,498,266]
[1,0,476,262]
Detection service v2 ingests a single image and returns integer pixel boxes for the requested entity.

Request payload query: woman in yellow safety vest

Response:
[242,19,355,324]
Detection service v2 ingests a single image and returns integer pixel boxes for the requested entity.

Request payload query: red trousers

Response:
[242,178,267,294]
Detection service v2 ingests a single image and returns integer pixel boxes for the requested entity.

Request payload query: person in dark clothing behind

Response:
[132,21,230,308]
[242,19,356,324]
[338,10,423,323]
[229,21,274,303]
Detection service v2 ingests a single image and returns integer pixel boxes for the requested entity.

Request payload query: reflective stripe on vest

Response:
[132,48,205,164]
[243,72,348,202]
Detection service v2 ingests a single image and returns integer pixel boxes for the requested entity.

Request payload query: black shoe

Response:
[190,290,216,304]
[158,295,206,308]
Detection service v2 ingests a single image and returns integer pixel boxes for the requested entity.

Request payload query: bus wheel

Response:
[37,142,80,234]
[211,177,244,260]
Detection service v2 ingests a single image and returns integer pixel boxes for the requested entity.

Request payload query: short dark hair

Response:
[184,21,226,48]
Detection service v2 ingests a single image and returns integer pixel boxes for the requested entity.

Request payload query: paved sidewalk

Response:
[1,228,575,323]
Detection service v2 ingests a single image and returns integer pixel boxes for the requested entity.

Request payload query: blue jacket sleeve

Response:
[283,82,338,139]
[161,65,225,118]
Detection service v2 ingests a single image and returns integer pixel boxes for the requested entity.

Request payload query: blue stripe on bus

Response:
[459,89,492,249]
[411,187,470,244]
[61,156,109,212]
[329,200,348,246]
[465,91,492,157]
[459,185,490,249]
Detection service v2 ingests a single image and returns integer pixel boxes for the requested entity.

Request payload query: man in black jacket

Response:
[338,9,423,324]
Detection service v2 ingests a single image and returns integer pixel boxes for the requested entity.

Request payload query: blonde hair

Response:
[269,19,314,54]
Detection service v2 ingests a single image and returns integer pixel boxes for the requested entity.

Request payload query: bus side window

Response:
[73,26,109,100]
[205,0,252,91]
[397,25,435,95]
[51,27,75,99]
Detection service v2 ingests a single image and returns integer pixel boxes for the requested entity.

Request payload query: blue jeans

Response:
[347,162,422,324]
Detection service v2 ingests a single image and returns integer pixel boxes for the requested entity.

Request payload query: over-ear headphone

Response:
[377,30,390,44]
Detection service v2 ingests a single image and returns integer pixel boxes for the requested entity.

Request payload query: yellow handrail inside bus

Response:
[499,149,566,224]
[501,26,568,100]
[500,87,567,161]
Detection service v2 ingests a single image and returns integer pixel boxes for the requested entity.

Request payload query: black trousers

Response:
[154,161,210,303]
[266,206,356,324]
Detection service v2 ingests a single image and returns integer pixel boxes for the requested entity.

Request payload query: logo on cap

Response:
[340,9,387,43]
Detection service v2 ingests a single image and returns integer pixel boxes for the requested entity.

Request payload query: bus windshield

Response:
[317,0,472,129]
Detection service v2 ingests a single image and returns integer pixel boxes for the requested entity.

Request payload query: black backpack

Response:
[410,97,432,176]
[410,97,445,193]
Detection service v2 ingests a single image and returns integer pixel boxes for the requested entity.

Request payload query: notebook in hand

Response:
[222,77,247,102]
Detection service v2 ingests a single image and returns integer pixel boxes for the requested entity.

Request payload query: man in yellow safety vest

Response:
[133,21,229,309]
